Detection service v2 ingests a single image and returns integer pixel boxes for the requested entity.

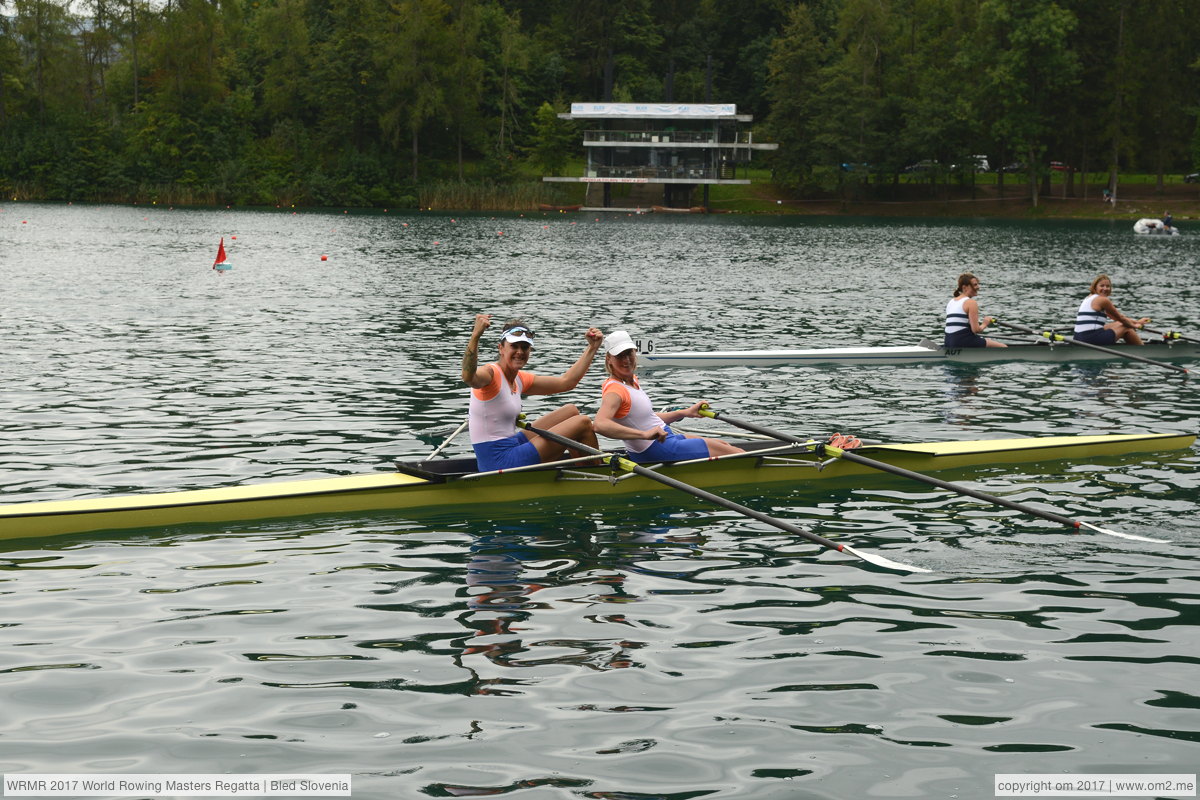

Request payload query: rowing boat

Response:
[0,432,1191,542]
[638,338,1199,369]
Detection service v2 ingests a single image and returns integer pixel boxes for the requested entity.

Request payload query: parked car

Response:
[1000,161,1026,173]
[1185,173,1199,183]
[951,155,990,172]
[1050,161,1072,171]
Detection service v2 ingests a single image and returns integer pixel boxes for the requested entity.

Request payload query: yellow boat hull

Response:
[0,432,1192,542]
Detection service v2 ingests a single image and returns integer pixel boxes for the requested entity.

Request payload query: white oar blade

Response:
[1077,521,1168,544]
[841,544,932,573]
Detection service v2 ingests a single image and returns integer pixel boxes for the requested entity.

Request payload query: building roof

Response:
[564,103,748,121]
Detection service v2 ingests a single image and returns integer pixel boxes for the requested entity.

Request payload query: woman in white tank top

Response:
[1073,275,1148,346]
[944,273,1006,349]
[462,313,604,470]
[592,330,744,463]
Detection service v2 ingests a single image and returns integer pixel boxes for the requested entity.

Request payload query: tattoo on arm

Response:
[462,346,477,379]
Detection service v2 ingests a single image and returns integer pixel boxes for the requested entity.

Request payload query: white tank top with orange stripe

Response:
[469,363,536,444]
[601,376,663,453]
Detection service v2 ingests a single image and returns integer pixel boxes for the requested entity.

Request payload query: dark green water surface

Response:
[1,205,1197,798]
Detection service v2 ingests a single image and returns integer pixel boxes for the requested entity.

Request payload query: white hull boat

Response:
[638,338,1198,369]
[1133,218,1178,235]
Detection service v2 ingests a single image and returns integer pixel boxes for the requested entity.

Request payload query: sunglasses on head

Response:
[502,326,535,338]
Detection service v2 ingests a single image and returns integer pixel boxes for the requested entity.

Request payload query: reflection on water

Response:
[455,518,711,682]
[941,363,982,426]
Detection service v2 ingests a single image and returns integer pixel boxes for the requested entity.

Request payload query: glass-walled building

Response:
[544,103,778,210]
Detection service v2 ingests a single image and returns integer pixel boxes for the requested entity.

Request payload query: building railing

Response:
[583,129,757,145]
[586,165,733,180]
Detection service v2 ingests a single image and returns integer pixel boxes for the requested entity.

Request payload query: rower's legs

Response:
[698,437,745,457]
[527,404,579,432]
[525,404,600,462]
[1108,322,1144,345]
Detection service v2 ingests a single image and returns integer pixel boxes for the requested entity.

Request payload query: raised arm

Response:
[462,313,494,389]
[526,327,604,395]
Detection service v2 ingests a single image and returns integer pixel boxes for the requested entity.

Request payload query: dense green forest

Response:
[1,0,1197,208]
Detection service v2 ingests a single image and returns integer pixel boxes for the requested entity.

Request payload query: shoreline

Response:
[744,180,1200,220]
[6,182,1198,221]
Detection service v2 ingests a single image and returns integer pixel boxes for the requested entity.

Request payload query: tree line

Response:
[0,0,1196,208]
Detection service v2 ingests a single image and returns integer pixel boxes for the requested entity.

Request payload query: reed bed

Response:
[419,180,579,211]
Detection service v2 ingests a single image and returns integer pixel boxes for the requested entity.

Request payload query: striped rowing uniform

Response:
[944,296,985,348]
[1073,294,1116,345]
[601,377,708,463]
[469,363,539,470]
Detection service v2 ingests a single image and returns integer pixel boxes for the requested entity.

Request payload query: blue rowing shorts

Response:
[628,430,710,463]
[944,330,987,348]
[473,433,540,471]
[1073,328,1117,345]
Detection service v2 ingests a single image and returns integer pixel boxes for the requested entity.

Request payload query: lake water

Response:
[2,204,1197,799]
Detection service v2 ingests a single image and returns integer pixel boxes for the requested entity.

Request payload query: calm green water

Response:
[1,204,1197,799]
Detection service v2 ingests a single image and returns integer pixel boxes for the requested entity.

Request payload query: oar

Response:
[425,418,469,459]
[516,420,930,574]
[698,407,1166,544]
[993,320,1188,375]
[1142,325,1200,345]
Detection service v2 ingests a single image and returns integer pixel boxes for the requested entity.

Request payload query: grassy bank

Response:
[707,167,1200,220]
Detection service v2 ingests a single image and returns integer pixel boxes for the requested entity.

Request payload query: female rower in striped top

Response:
[944,272,1006,349]
[1073,275,1149,345]
[592,330,744,463]
[462,313,604,471]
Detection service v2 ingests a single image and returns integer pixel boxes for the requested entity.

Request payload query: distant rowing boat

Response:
[538,204,582,212]
[0,432,1191,542]
[638,338,1199,369]
[652,205,707,213]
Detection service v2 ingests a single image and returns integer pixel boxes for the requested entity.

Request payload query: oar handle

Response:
[993,320,1188,374]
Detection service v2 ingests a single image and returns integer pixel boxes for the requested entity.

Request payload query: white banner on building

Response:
[571,103,736,118]
[581,177,649,183]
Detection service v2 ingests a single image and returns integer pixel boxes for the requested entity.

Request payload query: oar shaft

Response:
[1142,326,1200,345]
[994,320,1187,374]
[520,422,845,551]
[704,408,1081,531]
[701,408,809,445]
[835,449,1078,529]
